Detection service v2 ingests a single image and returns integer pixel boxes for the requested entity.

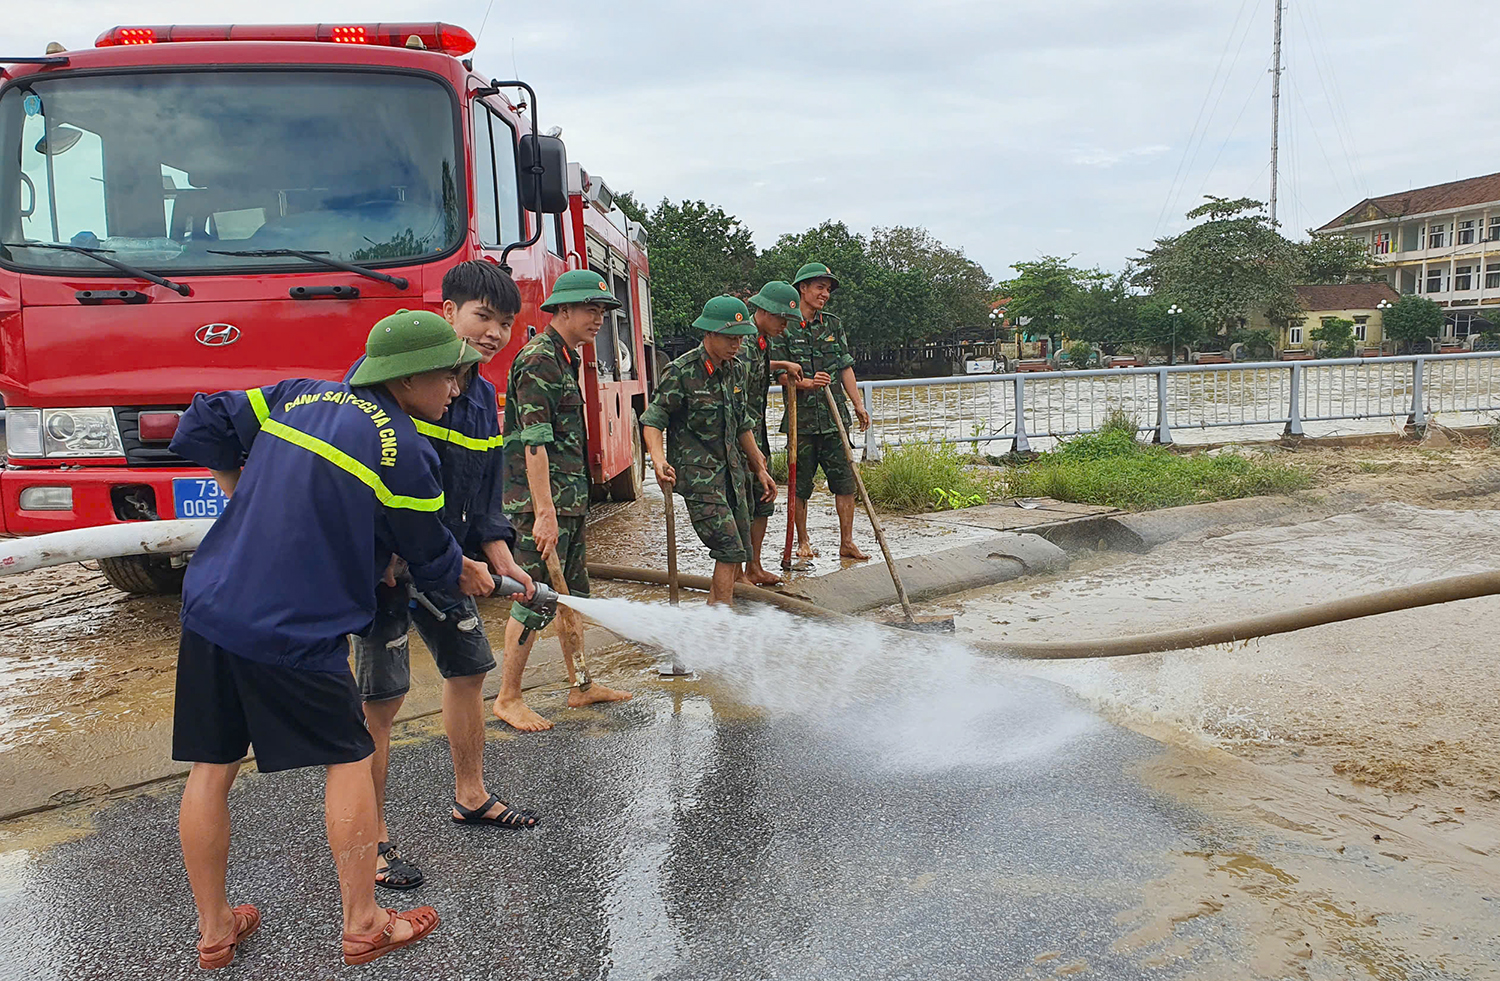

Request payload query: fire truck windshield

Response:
[0,70,462,276]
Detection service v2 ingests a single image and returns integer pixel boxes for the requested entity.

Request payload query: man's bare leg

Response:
[180,762,241,953]
[742,516,782,585]
[492,616,552,731]
[361,695,404,880]
[708,560,739,605]
[793,497,818,558]
[564,609,632,708]
[835,493,869,560]
[325,759,421,944]
[444,674,506,819]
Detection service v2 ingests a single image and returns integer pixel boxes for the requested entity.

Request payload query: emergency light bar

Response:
[95,23,477,55]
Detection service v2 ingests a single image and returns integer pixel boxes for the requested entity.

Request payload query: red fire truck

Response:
[0,23,656,592]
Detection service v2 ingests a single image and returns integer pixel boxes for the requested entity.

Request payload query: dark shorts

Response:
[747,472,776,518]
[350,579,495,701]
[173,629,374,773]
[510,511,588,630]
[686,487,752,564]
[795,431,857,499]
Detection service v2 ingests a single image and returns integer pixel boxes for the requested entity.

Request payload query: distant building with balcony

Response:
[1313,172,1500,342]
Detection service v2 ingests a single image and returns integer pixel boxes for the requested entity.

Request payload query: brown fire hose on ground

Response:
[586,563,1500,660]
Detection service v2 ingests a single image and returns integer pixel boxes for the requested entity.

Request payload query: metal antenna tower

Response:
[1269,0,1284,226]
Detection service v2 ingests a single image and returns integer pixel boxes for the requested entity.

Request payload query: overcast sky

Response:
[11,1,1500,281]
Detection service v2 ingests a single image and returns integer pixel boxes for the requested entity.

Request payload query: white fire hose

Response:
[0,519,213,576]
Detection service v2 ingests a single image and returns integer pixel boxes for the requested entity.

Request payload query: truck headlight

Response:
[5,408,43,457]
[41,408,124,458]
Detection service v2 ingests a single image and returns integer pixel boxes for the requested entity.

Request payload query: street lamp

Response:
[1166,304,1183,365]
[1376,298,1392,354]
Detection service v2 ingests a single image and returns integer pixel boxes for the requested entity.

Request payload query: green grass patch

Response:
[1005,427,1309,510]
[860,443,997,512]
[767,449,788,483]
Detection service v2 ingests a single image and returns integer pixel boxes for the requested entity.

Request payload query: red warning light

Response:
[95,23,476,55]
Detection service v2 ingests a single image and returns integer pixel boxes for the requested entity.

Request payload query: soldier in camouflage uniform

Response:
[642,296,777,606]
[491,270,633,732]
[771,261,872,561]
[737,281,805,585]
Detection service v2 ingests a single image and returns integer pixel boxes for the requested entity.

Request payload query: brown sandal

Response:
[197,903,261,970]
[342,906,441,966]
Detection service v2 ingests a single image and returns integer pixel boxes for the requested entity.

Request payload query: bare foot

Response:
[796,541,820,558]
[840,542,871,560]
[492,696,553,732]
[743,566,783,586]
[568,684,633,708]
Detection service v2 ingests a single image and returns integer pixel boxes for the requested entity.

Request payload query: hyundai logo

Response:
[195,323,241,347]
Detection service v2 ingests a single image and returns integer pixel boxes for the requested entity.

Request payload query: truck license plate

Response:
[172,477,226,519]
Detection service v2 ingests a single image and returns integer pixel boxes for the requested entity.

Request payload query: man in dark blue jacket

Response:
[169,310,494,968]
[347,262,538,891]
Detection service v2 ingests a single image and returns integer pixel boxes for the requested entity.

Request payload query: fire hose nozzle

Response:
[498,576,559,627]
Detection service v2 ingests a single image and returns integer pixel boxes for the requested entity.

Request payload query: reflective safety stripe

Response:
[260,418,444,512]
[413,419,504,451]
[246,387,270,424]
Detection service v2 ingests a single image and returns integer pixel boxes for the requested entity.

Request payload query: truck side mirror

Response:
[518,134,568,215]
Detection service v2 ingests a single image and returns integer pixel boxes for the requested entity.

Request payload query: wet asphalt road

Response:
[0,669,1242,981]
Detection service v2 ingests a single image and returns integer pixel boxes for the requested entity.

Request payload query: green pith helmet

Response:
[692,295,757,336]
[791,261,840,291]
[540,269,622,312]
[349,309,482,386]
[747,280,803,320]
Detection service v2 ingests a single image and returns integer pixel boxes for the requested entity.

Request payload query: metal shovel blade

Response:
[881,614,956,634]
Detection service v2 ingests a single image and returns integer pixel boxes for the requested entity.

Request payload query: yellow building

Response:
[1279,283,1400,356]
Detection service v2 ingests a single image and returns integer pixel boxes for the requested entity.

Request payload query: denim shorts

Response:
[350,578,495,701]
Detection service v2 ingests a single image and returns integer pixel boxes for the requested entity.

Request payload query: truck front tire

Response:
[97,554,186,595]
[607,410,644,502]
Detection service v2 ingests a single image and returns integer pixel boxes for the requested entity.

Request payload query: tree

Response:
[1061,269,1136,348]
[636,199,759,338]
[1134,296,1210,358]
[1309,317,1356,358]
[1382,295,1445,352]
[1296,233,1377,284]
[613,189,648,225]
[1000,255,1092,351]
[1135,197,1302,339]
[867,225,994,342]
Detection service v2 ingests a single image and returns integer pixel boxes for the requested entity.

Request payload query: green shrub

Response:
[860,443,996,512]
[1004,445,1308,510]
[1055,410,1140,461]
[1064,341,1094,367]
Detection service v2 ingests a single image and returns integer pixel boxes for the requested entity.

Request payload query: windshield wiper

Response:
[206,249,409,290]
[3,242,191,295]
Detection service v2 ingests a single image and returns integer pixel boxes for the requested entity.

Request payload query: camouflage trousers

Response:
[793,431,857,500]
[509,512,588,631]
[686,488,752,564]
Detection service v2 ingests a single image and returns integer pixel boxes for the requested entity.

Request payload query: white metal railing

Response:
[763,352,1500,456]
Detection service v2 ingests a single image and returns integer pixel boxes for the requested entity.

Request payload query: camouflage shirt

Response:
[502,327,590,517]
[735,332,776,457]
[771,311,855,435]
[641,344,754,503]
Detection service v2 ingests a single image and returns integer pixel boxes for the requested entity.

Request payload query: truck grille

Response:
[116,407,191,468]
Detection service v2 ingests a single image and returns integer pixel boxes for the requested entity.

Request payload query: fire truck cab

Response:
[0,23,655,592]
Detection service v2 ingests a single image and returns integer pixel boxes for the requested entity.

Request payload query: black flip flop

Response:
[451,793,541,830]
[374,842,424,891]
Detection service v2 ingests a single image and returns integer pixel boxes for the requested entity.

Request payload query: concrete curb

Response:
[780,533,1069,614]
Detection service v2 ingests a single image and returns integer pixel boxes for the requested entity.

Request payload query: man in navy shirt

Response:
[348,262,539,893]
[169,310,494,969]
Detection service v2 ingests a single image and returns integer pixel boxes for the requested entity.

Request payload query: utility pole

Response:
[1269,0,1284,227]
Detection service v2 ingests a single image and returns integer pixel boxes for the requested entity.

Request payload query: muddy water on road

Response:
[939,503,1500,878]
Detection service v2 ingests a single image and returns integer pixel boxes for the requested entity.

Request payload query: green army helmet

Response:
[747,280,803,320]
[349,309,482,386]
[791,261,840,291]
[540,269,622,312]
[692,295,757,336]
